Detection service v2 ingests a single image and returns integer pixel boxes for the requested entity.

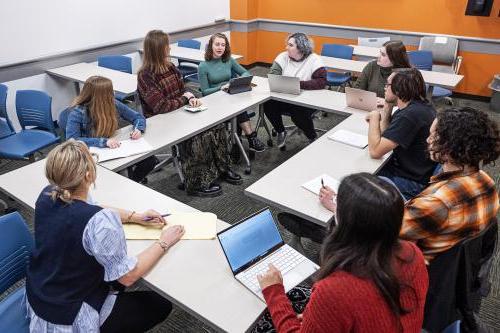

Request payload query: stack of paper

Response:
[328,129,368,149]
[302,174,340,195]
[124,212,217,240]
[89,137,153,162]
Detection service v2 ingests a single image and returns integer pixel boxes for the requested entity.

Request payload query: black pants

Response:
[129,156,158,183]
[263,100,317,140]
[101,291,172,333]
[278,212,329,243]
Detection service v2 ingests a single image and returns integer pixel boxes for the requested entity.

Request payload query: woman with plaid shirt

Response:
[137,30,242,197]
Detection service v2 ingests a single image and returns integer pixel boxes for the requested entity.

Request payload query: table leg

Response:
[73,81,81,95]
[231,117,251,174]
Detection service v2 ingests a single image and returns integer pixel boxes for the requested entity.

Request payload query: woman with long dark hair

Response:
[256,173,428,332]
[355,40,411,98]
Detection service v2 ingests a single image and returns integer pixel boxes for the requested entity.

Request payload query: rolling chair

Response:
[418,36,463,104]
[177,39,201,83]
[97,55,134,102]
[321,44,354,90]
[0,212,34,333]
[0,88,59,162]
[423,219,498,333]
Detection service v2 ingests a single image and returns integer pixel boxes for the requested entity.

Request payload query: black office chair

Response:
[423,218,498,333]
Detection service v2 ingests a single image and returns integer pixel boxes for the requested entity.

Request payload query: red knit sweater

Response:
[262,241,428,333]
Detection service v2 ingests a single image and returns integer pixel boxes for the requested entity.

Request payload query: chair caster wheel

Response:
[267,139,274,147]
[272,129,277,137]
[177,183,186,191]
[249,151,255,160]
[280,145,286,151]
[244,167,251,175]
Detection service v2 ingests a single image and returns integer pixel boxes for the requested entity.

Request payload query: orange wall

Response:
[230,0,500,96]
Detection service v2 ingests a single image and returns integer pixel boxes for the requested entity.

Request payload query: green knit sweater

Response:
[198,58,250,96]
[354,60,393,98]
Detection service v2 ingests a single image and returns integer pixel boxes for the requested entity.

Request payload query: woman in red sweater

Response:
[257,173,428,332]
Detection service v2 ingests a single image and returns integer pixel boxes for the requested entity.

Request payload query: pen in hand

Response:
[142,213,171,221]
[321,178,325,189]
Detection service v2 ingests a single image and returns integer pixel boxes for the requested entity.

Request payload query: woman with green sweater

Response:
[198,33,266,152]
[354,40,411,98]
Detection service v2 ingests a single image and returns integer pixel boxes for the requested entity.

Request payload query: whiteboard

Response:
[0,0,229,67]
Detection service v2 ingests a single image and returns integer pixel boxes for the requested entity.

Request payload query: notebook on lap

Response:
[217,208,319,301]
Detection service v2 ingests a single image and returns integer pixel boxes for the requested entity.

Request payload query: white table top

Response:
[100,76,272,171]
[245,113,388,226]
[46,62,138,95]
[138,45,243,63]
[349,44,380,58]
[320,55,463,90]
[0,160,266,332]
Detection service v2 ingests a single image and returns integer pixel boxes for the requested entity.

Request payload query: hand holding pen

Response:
[134,210,169,227]
[130,125,141,140]
[319,183,337,213]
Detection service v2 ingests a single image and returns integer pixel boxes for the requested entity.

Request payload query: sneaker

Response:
[247,132,266,152]
[277,131,287,148]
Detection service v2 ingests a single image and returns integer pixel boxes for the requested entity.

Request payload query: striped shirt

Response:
[26,205,137,332]
[400,170,499,263]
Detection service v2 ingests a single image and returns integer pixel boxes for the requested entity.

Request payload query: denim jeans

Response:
[378,168,427,201]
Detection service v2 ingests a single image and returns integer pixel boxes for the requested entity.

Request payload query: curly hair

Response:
[430,107,500,167]
[205,33,231,62]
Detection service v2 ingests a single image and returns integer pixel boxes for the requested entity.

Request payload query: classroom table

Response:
[46,62,137,96]
[350,44,380,58]
[0,160,267,333]
[245,112,388,226]
[138,44,243,63]
[320,55,463,99]
[100,76,272,173]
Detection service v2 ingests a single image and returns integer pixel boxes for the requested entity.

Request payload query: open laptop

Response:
[268,74,301,95]
[345,87,378,111]
[222,75,254,94]
[217,208,319,301]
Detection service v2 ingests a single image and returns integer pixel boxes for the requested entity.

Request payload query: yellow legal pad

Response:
[123,212,217,240]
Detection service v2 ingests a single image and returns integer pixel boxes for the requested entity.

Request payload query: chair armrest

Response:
[453,56,463,74]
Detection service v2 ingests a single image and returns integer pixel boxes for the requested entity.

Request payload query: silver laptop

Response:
[345,87,377,111]
[217,208,319,301]
[268,74,301,95]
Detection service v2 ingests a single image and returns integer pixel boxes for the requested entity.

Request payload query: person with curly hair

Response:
[399,107,500,263]
[367,68,437,200]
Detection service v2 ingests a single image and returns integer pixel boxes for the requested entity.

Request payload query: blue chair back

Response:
[15,90,56,134]
[0,84,15,138]
[178,39,201,50]
[0,212,33,333]
[0,212,33,294]
[408,50,433,71]
[321,44,354,60]
[97,55,132,74]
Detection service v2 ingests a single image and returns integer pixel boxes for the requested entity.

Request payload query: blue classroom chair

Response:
[321,44,354,89]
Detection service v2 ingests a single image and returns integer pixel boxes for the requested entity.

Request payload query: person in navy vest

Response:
[25,139,185,332]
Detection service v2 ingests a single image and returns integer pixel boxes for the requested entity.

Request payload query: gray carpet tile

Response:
[1,66,499,332]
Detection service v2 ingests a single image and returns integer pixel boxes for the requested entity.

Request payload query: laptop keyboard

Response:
[239,246,305,291]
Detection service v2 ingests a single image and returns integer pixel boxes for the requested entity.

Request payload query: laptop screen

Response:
[218,209,283,274]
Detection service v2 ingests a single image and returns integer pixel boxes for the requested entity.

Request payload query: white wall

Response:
[0,0,229,66]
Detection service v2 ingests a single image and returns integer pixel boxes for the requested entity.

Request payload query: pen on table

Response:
[142,213,171,221]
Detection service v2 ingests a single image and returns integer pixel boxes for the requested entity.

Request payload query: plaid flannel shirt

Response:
[400,170,498,263]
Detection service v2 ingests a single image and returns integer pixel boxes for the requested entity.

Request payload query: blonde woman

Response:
[26,140,184,332]
[66,76,156,183]
[137,30,242,197]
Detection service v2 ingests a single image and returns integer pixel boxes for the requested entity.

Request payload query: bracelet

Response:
[126,211,136,223]
[156,240,169,252]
